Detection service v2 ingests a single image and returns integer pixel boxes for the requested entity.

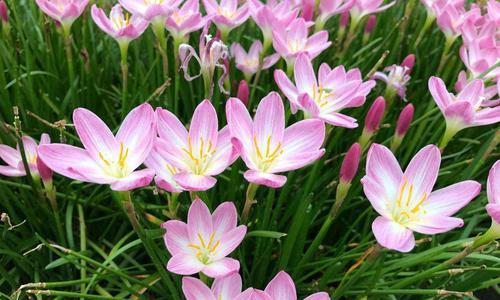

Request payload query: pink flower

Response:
[231,41,280,78]
[272,18,331,65]
[154,100,237,191]
[38,104,156,191]
[179,23,230,96]
[163,199,246,278]
[241,271,330,300]
[35,0,88,28]
[91,4,148,44]
[350,0,395,22]
[488,0,500,26]
[248,0,298,43]
[203,0,250,33]
[0,134,52,180]
[361,144,481,252]
[372,55,414,100]
[317,0,354,27]
[182,272,245,299]
[428,76,500,133]
[459,38,500,79]
[165,0,208,41]
[486,161,500,223]
[144,143,183,193]
[275,53,375,128]
[118,0,180,23]
[226,92,326,188]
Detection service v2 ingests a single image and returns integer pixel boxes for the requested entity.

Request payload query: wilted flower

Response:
[362,144,480,252]
[179,23,230,97]
[275,53,375,128]
[231,41,280,80]
[163,199,246,278]
[35,0,89,29]
[203,0,249,37]
[372,55,415,101]
[226,92,325,188]
[154,100,237,191]
[91,4,148,45]
[165,0,207,42]
[39,104,156,191]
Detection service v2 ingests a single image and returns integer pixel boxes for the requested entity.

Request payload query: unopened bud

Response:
[37,133,53,185]
[0,0,8,24]
[396,103,414,136]
[237,80,249,106]
[364,96,386,133]
[339,143,361,183]
[340,11,349,28]
[301,0,314,21]
[364,16,377,34]
[401,54,416,73]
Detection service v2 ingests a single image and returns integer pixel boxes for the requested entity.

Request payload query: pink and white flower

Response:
[182,272,244,299]
[35,0,88,28]
[38,104,156,191]
[248,0,298,45]
[361,144,481,252]
[203,0,250,34]
[275,53,375,128]
[316,0,354,29]
[118,0,180,24]
[0,134,52,180]
[163,199,246,278]
[226,92,325,188]
[350,0,395,23]
[428,76,500,133]
[91,4,148,44]
[165,0,208,42]
[272,18,331,66]
[486,161,500,224]
[154,100,237,191]
[231,41,280,79]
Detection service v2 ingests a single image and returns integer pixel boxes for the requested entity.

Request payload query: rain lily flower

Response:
[361,144,481,252]
[372,55,415,101]
[165,0,207,43]
[0,134,52,181]
[434,0,466,42]
[163,199,247,277]
[249,0,298,48]
[226,92,326,188]
[428,77,500,149]
[487,161,500,224]
[459,38,500,80]
[91,4,148,45]
[350,0,395,25]
[231,41,280,80]
[144,143,183,193]
[179,23,230,97]
[35,0,88,30]
[118,0,180,24]
[315,0,354,31]
[182,272,245,299]
[155,100,237,191]
[275,53,375,128]
[272,18,331,70]
[203,0,250,38]
[38,104,156,191]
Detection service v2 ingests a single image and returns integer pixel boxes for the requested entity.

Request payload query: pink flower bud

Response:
[37,133,53,184]
[339,143,361,183]
[364,96,386,133]
[301,0,314,21]
[0,0,8,24]
[401,54,416,73]
[340,11,349,27]
[364,15,377,33]
[396,103,414,136]
[237,80,249,106]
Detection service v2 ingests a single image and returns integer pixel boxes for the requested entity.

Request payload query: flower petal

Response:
[294,53,317,94]
[254,92,285,150]
[264,271,297,300]
[487,161,499,205]
[189,100,219,153]
[174,172,217,191]
[372,216,415,253]
[182,277,216,300]
[162,220,190,255]
[304,292,330,300]
[109,169,154,191]
[212,272,242,299]
[213,225,247,259]
[0,144,21,167]
[428,76,453,112]
[423,180,481,216]
[281,119,325,157]
[212,202,237,237]
[187,198,214,244]
[226,98,254,150]
[202,257,240,278]
[403,145,441,202]
[167,253,205,275]
[244,170,287,188]
[409,216,464,235]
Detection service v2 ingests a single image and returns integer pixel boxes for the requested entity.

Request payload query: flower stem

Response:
[242,183,259,223]
[77,204,87,299]
[438,123,460,152]
[413,13,434,49]
[119,42,129,117]
[62,25,75,85]
[152,22,169,81]
[173,38,182,114]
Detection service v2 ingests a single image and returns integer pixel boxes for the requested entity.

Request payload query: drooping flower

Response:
[231,41,280,79]
[163,199,247,278]
[0,134,52,181]
[182,272,244,300]
[35,0,89,29]
[272,18,331,67]
[349,0,395,23]
[154,100,237,191]
[315,0,354,30]
[38,104,156,191]
[428,76,500,134]
[165,0,208,42]
[248,0,298,46]
[275,53,375,128]
[91,4,148,44]
[361,144,480,252]
[118,0,180,24]
[486,161,500,224]
[372,55,415,100]
[226,92,325,188]
[179,23,230,97]
[203,0,250,36]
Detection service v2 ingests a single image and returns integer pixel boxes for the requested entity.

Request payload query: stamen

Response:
[99,152,110,166]
[411,192,428,213]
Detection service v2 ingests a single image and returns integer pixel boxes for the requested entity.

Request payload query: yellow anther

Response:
[411,192,428,213]
[99,152,110,166]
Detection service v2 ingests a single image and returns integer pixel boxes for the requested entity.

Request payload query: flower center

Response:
[312,84,334,108]
[171,11,186,24]
[111,13,130,30]
[144,0,164,4]
[392,178,428,226]
[217,7,235,19]
[253,135,283,172]
[181,136,216,175]
[188,232,220,264]
[98,142,129,178]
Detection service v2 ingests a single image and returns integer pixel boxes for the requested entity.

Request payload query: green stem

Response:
[62,25,75,85]
[25,290,118,299]
[77,204,87,300]
[241,183,259,223]
[438,123,460,152]
[437,36,456,74]
[119,42,129,117]
[413,13,434,49]
[153,22,169,81]
[173,38,182,114]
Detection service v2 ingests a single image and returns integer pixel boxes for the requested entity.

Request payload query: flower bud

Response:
[339,143,361,183]
[340,11,349,28]
[0,0,8,24]
[237,80,249,106]
[364,96,386,133]
[364,15,377,34]
[37,133,53,185]
[396,103,414,136]
[401,54,416,73]
[301,0,314,21]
